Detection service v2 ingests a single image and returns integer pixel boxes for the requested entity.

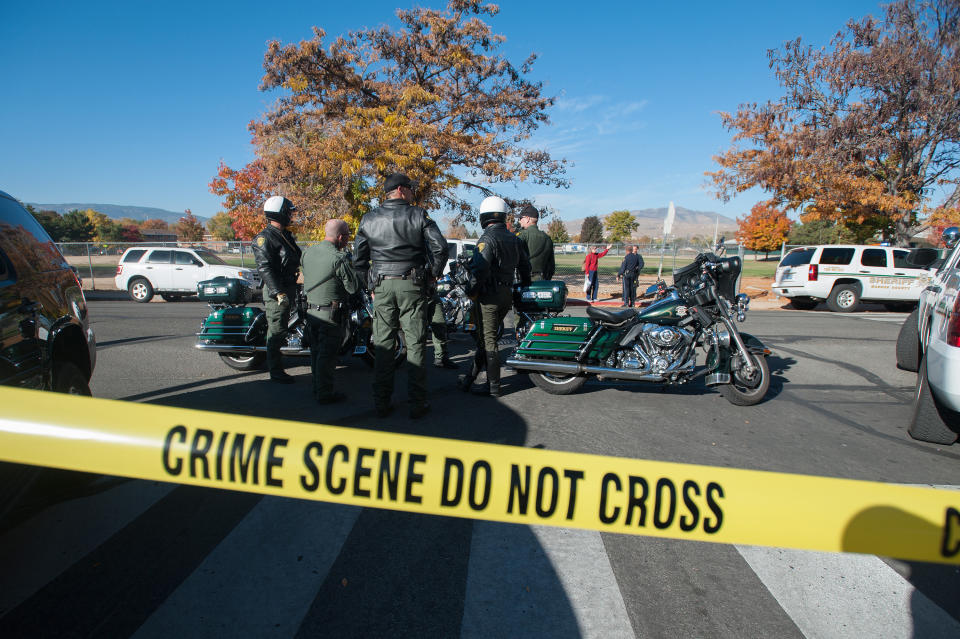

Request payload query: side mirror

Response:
[905,248,940,268]
[943,226,959,249]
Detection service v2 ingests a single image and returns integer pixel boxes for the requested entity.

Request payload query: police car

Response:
[772,244,931,312]
[895,228,960,444]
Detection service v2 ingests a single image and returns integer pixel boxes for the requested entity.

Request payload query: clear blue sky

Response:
[1,0,885,223]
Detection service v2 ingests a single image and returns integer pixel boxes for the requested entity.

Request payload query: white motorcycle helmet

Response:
[478,196,509,227]
[264,195,297,226]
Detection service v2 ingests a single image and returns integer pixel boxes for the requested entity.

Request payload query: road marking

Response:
[461,523,634,638]
[737,545,960,638]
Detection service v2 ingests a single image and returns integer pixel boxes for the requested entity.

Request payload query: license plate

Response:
[353,345,367,355]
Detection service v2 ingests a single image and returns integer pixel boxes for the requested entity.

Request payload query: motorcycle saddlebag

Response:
[513,281,568,312]
[197,277,253,304]
[198,306,262,344]
[516,316,593,359]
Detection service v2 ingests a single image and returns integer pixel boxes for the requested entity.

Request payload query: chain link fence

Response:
[59,240,744,297]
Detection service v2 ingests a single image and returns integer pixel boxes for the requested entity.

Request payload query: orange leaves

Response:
[736,202,792,255]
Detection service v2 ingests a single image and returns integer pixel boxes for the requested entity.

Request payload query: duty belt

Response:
[309,301,342,310]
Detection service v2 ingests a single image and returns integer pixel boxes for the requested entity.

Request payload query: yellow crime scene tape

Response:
[1,386,958,565]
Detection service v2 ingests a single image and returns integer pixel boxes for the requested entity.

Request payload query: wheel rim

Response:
[837,289,855,308]
[730,353,764,394]
[131,282,148,300]
[540,372,577,384]
[228,355,257,364]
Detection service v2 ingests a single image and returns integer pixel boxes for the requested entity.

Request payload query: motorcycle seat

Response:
[586,306,636,325]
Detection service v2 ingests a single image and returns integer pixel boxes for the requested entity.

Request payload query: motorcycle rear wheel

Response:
[220,352,266,371]
[529,371,587,395]
[719,352,770,406]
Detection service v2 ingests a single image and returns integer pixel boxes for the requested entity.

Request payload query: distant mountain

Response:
[562,206,737,240]
[27,203,208,225]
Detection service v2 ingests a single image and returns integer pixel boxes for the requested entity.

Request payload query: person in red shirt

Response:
[583,244,613,301]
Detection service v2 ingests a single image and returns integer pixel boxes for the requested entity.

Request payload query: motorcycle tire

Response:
[719,352,770,406]
[358,334,407,368]
[528,371,587,395]
[219,352,266,371]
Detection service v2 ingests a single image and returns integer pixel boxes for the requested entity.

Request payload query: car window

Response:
[893,249,924,269]
[779,248,815,267]
[0,196,69,273]
[147,250,172,264]
[818,248,855,265]
[174,251,197,265]
[448,244,458,259]
[861,248,887,268]
[194,250,225,265]
[123,249,147,263]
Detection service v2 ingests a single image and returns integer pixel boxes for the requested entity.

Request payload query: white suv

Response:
[896,228,960,444]
[115,247,260,303]
[772,244,932,312]
[443,239,476,275]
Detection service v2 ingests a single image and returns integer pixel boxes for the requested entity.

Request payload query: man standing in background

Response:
[617,245,644,307]
[517,204,555,280]
[583,244,612,302]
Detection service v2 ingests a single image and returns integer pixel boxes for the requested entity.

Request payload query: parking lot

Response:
[2,300,958,637]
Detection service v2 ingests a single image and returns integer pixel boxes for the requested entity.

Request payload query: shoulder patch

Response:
[255,236,265,247]
[477,242,485,253]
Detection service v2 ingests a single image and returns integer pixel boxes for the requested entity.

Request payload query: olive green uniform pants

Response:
[264,284,297,374]
[427,293,449,362]
[469,284,512,387]
[372,278,428,409]
[306,309,343,401]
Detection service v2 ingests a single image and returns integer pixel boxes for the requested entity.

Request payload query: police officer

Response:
[354,173,447,418]
[252,196,302,383]
[301,218,361,403]
[459,196,531,397]
[617,245,644,308]
[516,204,555,280]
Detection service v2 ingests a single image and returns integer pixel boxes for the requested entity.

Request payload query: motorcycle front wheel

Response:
[719,352,770,406]
[529,371,587,395]
[219,352,266,371]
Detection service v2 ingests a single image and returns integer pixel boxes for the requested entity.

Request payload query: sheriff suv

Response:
[115,246,260,303]
[896,228,960,445]
[772,244,931,312]
[0,190,96,394]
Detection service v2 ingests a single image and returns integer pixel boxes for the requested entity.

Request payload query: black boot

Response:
[473,351,501,397]
[457,374,475,392]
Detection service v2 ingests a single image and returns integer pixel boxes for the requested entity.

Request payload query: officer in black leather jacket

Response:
[252,196,302,383]
[354,173,447,418]
[459,196,531,397]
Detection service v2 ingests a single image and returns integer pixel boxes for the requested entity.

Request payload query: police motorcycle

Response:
[194,277,405,371]
[505,253,772,405]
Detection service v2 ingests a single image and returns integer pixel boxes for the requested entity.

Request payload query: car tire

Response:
[128,278,154,303]
[907,354,959,445]
[53,361,91,396]
[788,298,818,310]
[160,294,182,302]
[826,284,859,313]
[884,302,915,312]
[895,309,920,372]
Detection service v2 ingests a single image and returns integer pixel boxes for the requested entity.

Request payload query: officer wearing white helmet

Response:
[459,196,531,397]
[252,195,302,383]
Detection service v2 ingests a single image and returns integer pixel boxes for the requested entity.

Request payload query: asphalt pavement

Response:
[2,299,958,638]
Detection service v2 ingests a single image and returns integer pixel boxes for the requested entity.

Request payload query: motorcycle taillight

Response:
[947,296,960,348]
[808,264,818,281]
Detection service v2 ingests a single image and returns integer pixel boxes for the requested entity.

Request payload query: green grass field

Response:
[552,252,778,279]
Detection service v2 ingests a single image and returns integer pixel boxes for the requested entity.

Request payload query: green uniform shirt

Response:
[517,225,555,279]
[301,241,361,306]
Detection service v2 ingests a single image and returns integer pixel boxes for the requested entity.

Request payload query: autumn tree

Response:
[119,225,143,242]
[926,207,960,244]
[207,211,237,241]
[736,202,793,259]
[214,0,568,235]
[604,210,638,242]
[579,216,604,244]
[445,218,469,239]
[546,218,569,243]
[710,0,960,245]
[788,218,842,245]
[141,219,170,231]
[209,161,269,240]
[175,210,205,242]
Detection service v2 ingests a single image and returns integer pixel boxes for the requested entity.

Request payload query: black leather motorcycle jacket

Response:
[252,224,302,298]
[470,222,532,290]
[353,198,448,284]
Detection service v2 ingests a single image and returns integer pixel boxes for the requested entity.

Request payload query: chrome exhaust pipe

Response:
[505,358,664,382]
[194,344,308,356]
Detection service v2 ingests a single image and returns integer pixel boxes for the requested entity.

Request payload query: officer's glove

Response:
[276,293,290,311]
